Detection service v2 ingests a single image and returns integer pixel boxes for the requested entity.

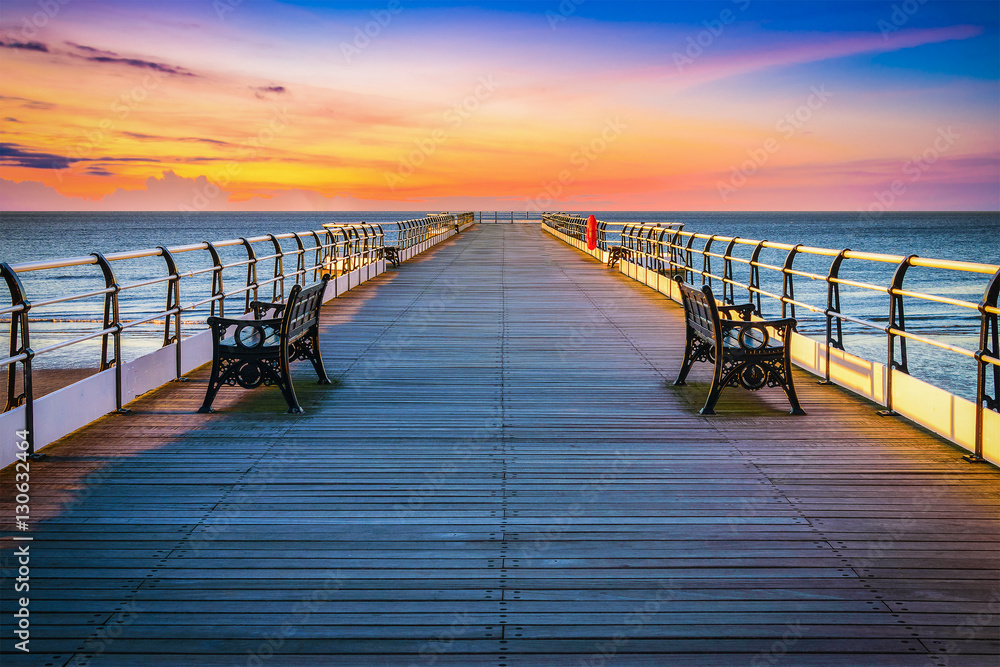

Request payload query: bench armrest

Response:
[249,300,286,319]
[206,316,284,348]
[720,317,797,350]
[717,303,757,321]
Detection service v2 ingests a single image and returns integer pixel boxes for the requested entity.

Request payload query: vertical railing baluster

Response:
[684,235,696,284]
[880,256,914,416]
[819,249,849,386]
[205,242,225,318]
[781,245,802,320]
[92,253,127,413]
[748,241,765,314]
[703,236,716,288]
[240,238,258,313]
[1,263,35,455]
[722,238,738,304]
[970,269,1000,463]
[158,247,183,380]
[267,234,284,302]
[292,234,307,286]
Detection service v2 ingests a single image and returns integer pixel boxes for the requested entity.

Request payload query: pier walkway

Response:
[3,223,999,665]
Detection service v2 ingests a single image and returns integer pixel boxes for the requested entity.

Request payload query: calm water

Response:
[1,211,997,402]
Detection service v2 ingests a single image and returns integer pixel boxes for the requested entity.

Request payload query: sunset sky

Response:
[0,0,997,211]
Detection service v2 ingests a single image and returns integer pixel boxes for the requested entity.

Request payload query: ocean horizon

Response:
[1,210,997,403]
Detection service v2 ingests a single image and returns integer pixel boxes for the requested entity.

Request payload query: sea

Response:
[1,211,997,403]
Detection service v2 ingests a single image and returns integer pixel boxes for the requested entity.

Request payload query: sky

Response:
[0,0,997,212]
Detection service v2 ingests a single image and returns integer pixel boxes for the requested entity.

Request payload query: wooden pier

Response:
[2,223,999,665]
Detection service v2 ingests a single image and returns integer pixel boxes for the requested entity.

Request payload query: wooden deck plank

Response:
[2,223,999,664]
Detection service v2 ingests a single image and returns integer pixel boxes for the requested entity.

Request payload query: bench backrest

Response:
[674,276,721,345]
[281,275,330,341]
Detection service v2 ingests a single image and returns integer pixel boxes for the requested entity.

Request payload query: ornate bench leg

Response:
[305,332,331,385]
[276,362,303,414]
[674,336,711,388]
[783,358,806,415]
[674,335,695,386]
[198,355,225,413]
[700,360,725,416]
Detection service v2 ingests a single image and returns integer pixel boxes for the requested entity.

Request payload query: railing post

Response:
[92,253,127,414]
[879,255,915,417]
[668,229,684,278]
[204,241,225,317]
[970,268,1000,463]
[722,238,738,304]
[781,245,802,320]
[819,249,850,385]
[240,238,258,313]
[291,233,307,286]
[158,247,183,380]
[702,236,717,288]
[684,235,697,284]
[1,263,36,456]
[656,229,668,275]
[267,234,284,302]
[748,241,766,313]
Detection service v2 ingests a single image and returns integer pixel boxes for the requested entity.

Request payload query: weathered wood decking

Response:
[2,223,999,666]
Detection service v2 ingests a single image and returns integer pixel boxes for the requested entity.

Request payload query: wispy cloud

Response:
[0,95,55,110]
[1,143,77,169]
[61,41,197,75]
[65,42,119,58]
[0,40,49,52]
[252,85,287,100]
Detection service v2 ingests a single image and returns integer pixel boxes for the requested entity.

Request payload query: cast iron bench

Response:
[607,246,631,268]
[198,275,332,414]
[673,276,805,415]
[380,246,401,267]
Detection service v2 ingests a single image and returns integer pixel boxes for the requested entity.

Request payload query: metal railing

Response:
[542,213,684,251]
[611,222,1000,462]
[377,212,475,248]
[477,211,545,223]
[1,213,474,454]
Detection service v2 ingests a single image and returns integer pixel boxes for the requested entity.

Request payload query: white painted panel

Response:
[0,406,26,465]
[123,343,179,402]
[34,369,118,452]
[180,328,217,374]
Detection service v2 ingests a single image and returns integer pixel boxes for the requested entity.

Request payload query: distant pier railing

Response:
[0,213,474,460]
[543,212,685,250]
[476,211,545,223]
[541,215,1000,465]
